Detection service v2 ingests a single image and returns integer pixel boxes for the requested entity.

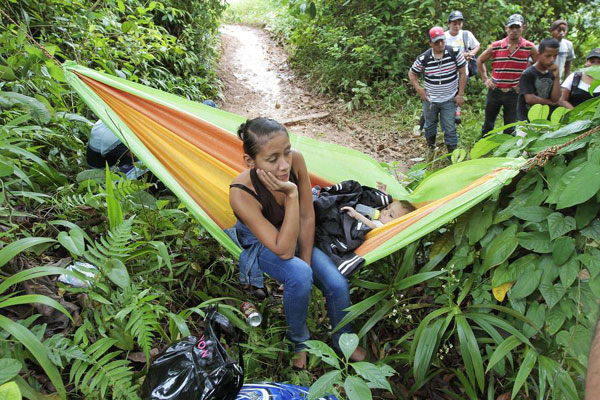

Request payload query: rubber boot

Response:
[446,144,457,153]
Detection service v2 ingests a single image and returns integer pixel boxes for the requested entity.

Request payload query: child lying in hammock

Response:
[340,182,415,229]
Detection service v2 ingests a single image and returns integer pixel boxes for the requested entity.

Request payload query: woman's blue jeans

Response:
[258,246,353,352]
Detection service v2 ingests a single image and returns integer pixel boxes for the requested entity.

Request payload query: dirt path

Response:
[217,24,424,173]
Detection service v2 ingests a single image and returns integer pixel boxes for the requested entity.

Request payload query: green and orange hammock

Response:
[64,62,526,267]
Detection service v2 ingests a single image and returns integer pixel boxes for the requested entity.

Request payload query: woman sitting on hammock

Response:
[228,117,366,369]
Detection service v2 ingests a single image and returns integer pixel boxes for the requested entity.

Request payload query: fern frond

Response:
[44,334,88,368]
[114,179,152,198]
[69,337,139,399]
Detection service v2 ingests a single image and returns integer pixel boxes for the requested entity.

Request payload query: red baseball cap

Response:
[429,26,445,42]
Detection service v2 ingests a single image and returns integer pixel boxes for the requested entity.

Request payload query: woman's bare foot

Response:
[292,351,307,369]
[349,346,367,362]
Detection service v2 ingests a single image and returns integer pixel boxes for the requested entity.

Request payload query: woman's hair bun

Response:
[237,120,249,140]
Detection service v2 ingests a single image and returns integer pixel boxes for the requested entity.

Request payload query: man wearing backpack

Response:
[444,10,480,80]
[409,26,467,156]
[477,14,538,136]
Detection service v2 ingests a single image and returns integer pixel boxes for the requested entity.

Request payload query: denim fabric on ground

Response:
[422,99,458,147]
[225,221,266,288]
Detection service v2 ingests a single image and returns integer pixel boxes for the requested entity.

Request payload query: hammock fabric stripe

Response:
[64,62,526,267]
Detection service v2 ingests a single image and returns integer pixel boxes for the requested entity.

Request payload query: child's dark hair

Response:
[539,38,560,53]
[237,117,288,159]
[400,200,416,212]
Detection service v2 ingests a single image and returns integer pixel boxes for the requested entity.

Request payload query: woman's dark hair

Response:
[539,38,560,53]
[237,117,288,159]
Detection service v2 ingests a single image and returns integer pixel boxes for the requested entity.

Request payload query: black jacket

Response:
[313,180,392,276]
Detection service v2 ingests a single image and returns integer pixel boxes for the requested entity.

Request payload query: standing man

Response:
[445,10,480,79]
[409,26,466,155]
[477,14,538,136]
[550,19,575,80]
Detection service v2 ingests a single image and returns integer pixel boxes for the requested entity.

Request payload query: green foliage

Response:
[277,0,599,109]
[305,333,396,400]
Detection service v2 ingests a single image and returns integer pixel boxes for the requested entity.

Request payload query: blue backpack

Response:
[236,383,338,399]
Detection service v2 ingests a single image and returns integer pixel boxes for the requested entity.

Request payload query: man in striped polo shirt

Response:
[409,26,466,155]
[477,14,538,136]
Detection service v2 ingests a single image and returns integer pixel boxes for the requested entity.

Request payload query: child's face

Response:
[379,201,411,224]
[539,48,559,69]
[585,57,600,67]
[551,24,567,41]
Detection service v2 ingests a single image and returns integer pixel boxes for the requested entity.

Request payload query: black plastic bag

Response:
[141,308,244,400]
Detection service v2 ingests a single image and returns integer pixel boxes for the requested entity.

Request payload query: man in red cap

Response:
[477,14,538,136]
[409,26,466,156]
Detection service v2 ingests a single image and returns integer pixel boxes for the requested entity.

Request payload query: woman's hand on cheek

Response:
[257,169,298,196]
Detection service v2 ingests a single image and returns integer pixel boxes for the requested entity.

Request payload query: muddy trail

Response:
[217,24,424,174]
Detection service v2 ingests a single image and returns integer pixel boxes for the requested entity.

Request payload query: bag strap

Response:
[462,30,470,51]
[571,71,583,97]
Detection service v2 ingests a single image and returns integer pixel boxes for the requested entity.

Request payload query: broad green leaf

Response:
[0,66,16,81]
[516,232,553,253]
[0,316,65,399]
[579,249,600,278]
[0,238,56,269]
[334,290,389,333]
[486,335,520,373]
[523,302,545,338]
[121,20,137,33]
[509,269,542,300]
[344,376,371,400]
[581,219,600,241]
[470,134,511,159]
[589,274,600,297]
[467,202,495,245]
[308,370,341,400]
[550,107,568,124]
[351,362,393,391]
[338,333,359,361]
[539,119,592,139]
[482,225,518,272]
[304,341,340,369]
[0,381,21,400]
[104,258,130,289]
[559,257,579,289]
[395,271,443,291]
[511,347,537,400]
[552,236,575,266]
[57,230,85,256]
[576,202,600,228]
[512,206,553,222]
[545,306,566,335]
[47,64,65,83]
[538,283,566,309]
[556,162,600,209]
[0,295,72,322]
[547,212,576,240]
[0,359,21,385]
[528,104,549,121]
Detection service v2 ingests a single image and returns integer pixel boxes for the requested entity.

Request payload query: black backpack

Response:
[141,308,244,400]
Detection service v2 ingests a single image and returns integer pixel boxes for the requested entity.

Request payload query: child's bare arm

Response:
[341,206,378,229]
[376,181,387,193]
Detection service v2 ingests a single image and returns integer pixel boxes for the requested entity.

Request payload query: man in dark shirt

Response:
[517,38,561,121]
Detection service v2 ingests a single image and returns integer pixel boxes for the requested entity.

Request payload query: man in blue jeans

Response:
[409,26,466,157]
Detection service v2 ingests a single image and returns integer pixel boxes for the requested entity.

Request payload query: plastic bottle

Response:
[355,204,380,220]
[240,301,262,327]
[455,106,462,125]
